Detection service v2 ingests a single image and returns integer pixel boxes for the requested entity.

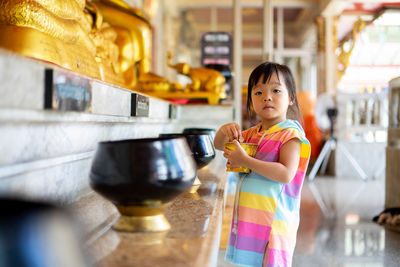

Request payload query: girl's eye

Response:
[273,89,281,93]
[254,91,262,96]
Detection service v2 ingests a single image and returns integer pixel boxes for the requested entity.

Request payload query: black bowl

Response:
[159,134,215,169]
[89,137,197,207]
[0,199,90,267]
[182,128,216,141]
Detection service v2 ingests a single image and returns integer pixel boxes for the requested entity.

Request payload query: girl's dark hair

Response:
[246,62,301,122]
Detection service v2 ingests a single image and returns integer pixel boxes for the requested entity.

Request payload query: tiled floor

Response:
[218,175,400,267]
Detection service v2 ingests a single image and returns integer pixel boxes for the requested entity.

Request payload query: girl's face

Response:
[251,72,293,123]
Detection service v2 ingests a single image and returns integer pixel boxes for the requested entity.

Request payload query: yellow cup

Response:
[224,142,258,173]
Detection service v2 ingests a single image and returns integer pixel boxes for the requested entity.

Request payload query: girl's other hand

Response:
[220,123,242,141]
[223,139,248,168]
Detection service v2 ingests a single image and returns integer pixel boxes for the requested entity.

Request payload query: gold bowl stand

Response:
[114,205,170,233]
[189,176,202,194]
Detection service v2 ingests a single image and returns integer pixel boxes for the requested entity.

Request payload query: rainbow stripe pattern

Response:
[225,120,311,267]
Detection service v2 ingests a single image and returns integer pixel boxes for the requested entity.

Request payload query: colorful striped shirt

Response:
[226,120,311,267]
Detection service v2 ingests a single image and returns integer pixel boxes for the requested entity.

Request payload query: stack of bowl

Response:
[159,133,215,193]
[183,128,216,142]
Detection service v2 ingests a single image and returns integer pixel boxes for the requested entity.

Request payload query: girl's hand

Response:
[219,123,242,141]
[214,122,242,151]
[223,139,248,168]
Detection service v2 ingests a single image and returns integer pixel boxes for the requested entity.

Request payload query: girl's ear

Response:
[289,97,294,106]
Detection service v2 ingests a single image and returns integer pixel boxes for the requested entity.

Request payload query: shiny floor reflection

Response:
[218,176,400,267]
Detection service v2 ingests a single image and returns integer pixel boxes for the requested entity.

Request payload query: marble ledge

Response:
[0,48,171,120]
[0,48,234,124]
[0,108,173,124]
[85,163,228,267]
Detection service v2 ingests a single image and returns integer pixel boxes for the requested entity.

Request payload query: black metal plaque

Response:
[131,93,149,117]
[44,69,92,112]
[169,104,177,119]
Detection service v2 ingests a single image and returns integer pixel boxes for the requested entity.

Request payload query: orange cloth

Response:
[302,114,322,159]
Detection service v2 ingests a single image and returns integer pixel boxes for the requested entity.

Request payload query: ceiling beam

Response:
[318,0,400,17]
[319,0,348,16]
[175,0,317,8]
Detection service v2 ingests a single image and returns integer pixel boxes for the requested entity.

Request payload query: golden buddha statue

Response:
[0,0,176,92]
[0,0,125,86]
[91,0,174,92]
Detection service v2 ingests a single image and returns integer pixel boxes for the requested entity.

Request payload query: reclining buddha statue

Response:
[0,0,175,91]
[0,0,125,86]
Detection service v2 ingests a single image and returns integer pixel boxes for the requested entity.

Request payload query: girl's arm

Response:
[214,123,242,151]
[225,139,301,183]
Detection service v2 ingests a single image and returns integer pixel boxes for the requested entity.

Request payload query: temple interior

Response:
[0,0,400,266]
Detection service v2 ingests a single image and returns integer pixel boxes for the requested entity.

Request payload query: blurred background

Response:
[1,0,400,266]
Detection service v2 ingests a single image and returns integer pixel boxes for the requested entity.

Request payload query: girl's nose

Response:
[263,95,272,102]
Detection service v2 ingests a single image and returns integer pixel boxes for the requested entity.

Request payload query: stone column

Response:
[233,0,242,126]
[324,15,336,95]
[386,77,400,208]
[262,0,274,62]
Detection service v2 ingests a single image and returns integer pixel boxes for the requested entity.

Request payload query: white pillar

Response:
[275,6,283,63]
[277,7,284,52]
[262,0,273,62]
[211,7,218,32]
[233,0,242,126]
[301,55,312,91]
[154,0,164,75]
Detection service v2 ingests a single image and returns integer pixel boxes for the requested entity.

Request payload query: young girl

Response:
[214,62,311,267]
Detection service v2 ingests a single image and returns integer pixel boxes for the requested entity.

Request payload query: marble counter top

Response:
[86,155,228,267]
